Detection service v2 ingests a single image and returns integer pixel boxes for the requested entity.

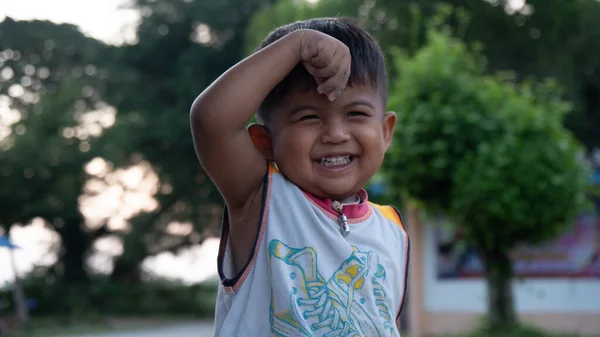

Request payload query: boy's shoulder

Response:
[368,201,406,232]
[369,202,403,225]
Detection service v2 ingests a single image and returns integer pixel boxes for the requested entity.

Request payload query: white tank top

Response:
[213,163,410,336]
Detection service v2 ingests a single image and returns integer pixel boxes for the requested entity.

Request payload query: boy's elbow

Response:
[190,96,213,131]
[190,96,205,122]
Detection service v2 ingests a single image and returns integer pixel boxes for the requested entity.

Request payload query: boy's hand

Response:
[299,30,351,101]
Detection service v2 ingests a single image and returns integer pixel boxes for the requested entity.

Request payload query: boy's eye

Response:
[298,115,319,121]
[348,111,367,117]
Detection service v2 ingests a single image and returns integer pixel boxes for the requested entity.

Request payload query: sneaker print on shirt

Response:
[268,240,397,337]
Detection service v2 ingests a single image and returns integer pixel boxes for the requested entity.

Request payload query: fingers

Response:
[300,38,333,66]
[316,53,350,101]
[299,31,351,101]
[317,70,349,101]
[309,43,335,68]
[304,62,350,101]
[303,62,337,78]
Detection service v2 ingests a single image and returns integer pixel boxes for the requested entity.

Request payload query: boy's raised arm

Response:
[190,31,304,210]
[190,29,350,210]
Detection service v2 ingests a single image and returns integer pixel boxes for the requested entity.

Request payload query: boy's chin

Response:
[306,183,362,201]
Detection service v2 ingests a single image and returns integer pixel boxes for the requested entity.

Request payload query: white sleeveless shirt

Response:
[213,164,410,336]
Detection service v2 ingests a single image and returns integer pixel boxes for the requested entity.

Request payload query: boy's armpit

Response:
[217,169,270,293]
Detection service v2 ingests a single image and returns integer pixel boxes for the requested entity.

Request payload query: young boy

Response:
[191,17,410,336]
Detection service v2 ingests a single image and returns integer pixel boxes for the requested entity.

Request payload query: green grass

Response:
[3,316,202,337]
[7,321,111,337]
[434,325,593,337]
[5,318,598,337]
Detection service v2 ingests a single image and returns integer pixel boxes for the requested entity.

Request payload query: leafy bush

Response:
[0,275,217,320]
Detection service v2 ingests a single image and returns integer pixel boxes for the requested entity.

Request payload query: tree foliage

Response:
[1,0,269,286]
[385,30,589,329]
[98,0,269,283]
[0,18,113,283]
[246,0,600,150]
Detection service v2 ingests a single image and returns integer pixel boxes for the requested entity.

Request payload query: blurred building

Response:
[405,166,600,336]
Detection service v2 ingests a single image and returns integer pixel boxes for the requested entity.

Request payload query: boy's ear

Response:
[247,123,273,160]
[383,111,396,151]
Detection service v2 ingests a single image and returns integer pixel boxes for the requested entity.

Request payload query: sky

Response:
[0,0,139,44]
[0,0,220,286]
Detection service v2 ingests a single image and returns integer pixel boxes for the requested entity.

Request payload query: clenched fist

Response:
[298,30,352,102]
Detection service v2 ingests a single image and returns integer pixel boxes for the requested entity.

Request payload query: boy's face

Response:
[252,85,396,200]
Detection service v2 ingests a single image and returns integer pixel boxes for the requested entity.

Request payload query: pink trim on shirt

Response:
[303,189,371,220]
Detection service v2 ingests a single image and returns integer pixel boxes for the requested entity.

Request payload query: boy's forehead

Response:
[278,85,385,111]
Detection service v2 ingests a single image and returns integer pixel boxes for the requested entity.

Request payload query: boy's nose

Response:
[320,121,351,144]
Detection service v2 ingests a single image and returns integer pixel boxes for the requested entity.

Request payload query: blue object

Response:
[0,236,18,249]
[593,171,600,184]
[26,298,38,309]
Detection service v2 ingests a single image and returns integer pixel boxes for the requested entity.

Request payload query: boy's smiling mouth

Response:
[316,155,355,170]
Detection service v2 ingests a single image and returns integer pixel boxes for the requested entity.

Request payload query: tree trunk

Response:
[110,233,148,285]
[9,248,28,324]
[483,249,517,330]
[110,258,144,285]
[57,216,90,284]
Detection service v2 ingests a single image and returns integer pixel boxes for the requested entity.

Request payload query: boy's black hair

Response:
[255,17,388,124]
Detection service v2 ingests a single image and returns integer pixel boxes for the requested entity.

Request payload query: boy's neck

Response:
[340,194,361,205]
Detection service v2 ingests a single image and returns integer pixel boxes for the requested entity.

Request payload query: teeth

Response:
[318,155,352,167]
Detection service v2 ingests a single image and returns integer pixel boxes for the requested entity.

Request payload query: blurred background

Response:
[0,0,599,336]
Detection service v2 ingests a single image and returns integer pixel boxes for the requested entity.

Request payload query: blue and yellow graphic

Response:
[268,240,397,337]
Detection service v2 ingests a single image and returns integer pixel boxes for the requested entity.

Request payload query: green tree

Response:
[245,0,600,149]
[98,0,271,283]
[0,18,112,284]
[385,31,589,330]
[451,0,600,150]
